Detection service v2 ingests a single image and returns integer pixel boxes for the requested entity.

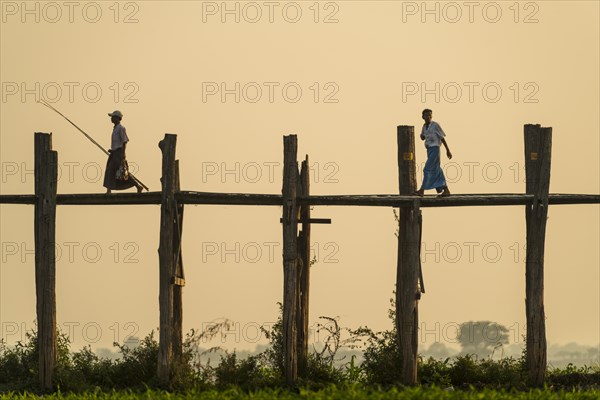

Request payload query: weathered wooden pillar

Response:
[396,126,420,385]
[282,135,299,385]
[296,156,311,377]
[295,234,304,377]
[158,134,177,384]
[172,160,185,363]
[524,124,551,386]
[34,132,57,390]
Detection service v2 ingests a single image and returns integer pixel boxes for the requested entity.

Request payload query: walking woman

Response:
[414,109,453,197]
[103,110,143,194]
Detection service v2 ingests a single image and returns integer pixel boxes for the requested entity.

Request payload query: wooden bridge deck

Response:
[1,192,598,207]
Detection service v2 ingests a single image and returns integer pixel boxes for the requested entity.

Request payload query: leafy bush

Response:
[55,345,114,391]
[0,331,38,390]
[449,354,482,385]
[476,356,526,387]
[110,331,160,389]
[0,325,71,392]
[547,363,600,389]
[418,356,452,386]
[213,352,277,390]
[259,304,284,379]
[349,326,402,386]
[346,297,403,386]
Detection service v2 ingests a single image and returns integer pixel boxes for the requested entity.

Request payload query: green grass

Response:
[1,386,600,400]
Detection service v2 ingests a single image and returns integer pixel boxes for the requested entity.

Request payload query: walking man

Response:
[414,109,453,197]
[103,110,143,194]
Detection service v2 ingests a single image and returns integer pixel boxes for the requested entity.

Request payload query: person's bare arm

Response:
[120,126,128,160]
[441,138,452,159]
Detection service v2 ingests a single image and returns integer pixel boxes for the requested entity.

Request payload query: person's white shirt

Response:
[420,121,445,148]
[111,123,129,150]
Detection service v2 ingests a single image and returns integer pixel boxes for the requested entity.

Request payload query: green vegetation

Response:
[1,303,598,397]
[1,386,600,400]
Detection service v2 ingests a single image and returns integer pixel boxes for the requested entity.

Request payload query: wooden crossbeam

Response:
[2,193,598,207]
[177,191,281,205]
[303,194,600,207]
[279,218,331,224]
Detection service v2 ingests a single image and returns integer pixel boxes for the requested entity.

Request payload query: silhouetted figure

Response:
[414,109,453,197]
[103,111,142,194]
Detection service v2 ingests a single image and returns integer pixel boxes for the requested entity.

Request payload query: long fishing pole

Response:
[39,99,149,191]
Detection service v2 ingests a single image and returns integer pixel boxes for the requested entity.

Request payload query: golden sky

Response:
[1,0,599,353]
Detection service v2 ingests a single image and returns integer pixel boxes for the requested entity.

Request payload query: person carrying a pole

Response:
[104,110,143,194]
[414,109,453,197]
[38,100,148,192]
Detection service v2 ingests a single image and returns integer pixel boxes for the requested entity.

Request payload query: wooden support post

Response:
[158,134,177,384]
[396,126,420,385]
[172,160,185,363]
[524,124,551,386]
[34,132,57,390]
[282,135,299,385]
[296,156,311,377]
[295,233,303,377]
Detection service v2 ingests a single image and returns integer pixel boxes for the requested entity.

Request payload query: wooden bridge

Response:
[1,125,599,389]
